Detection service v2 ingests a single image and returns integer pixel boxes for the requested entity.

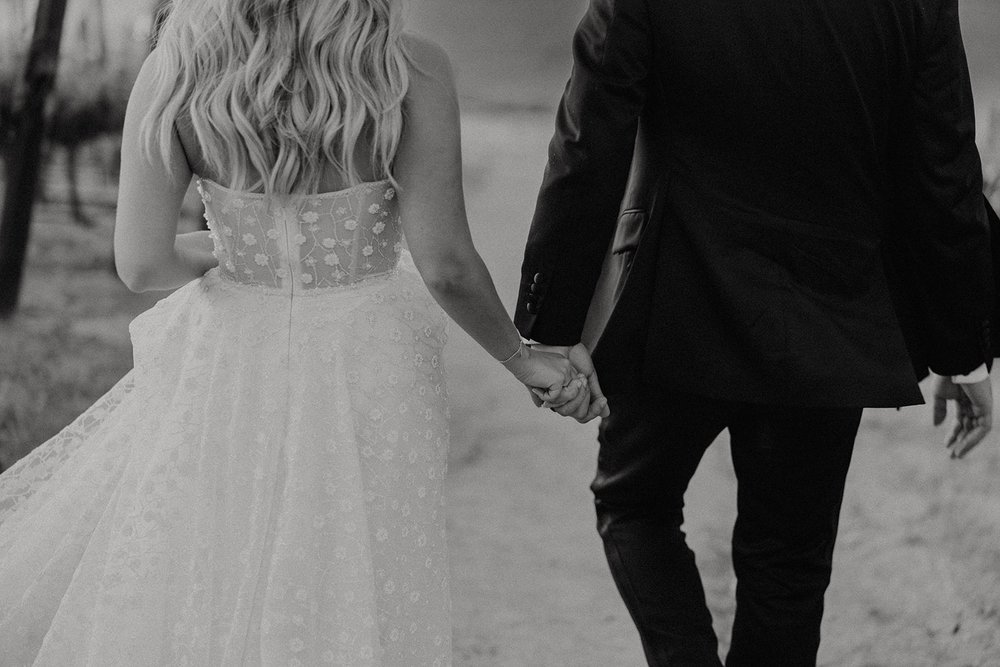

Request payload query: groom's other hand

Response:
[933,375,993,459]
[531,343,610,423]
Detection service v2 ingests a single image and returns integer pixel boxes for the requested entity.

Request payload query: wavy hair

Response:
[141,0,410,195]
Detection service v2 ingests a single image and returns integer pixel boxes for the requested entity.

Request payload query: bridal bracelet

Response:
[499,340,529,366]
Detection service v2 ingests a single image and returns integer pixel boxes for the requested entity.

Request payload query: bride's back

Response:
[143,0,410,197]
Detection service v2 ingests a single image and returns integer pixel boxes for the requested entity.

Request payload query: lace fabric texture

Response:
[0,181,452,666]
[200,179,403,291]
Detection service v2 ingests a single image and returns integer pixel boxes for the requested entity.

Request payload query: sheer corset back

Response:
[198,178,403,292]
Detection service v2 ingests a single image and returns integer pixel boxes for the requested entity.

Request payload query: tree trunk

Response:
[0,0,70,318]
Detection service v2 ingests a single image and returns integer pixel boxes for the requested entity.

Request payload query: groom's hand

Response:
[530,343,610,423]
[932,375,993,459]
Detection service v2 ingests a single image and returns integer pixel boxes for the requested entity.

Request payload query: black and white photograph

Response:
[0,0,999,665]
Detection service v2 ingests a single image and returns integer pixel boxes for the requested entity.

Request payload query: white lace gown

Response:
[0,179,452,666]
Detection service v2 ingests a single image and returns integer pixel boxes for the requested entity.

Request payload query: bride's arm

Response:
[394,37,583,396]
[114,52,215,293]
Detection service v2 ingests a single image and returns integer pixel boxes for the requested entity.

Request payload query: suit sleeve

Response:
[514,0,652,344]
[900,0,993,375]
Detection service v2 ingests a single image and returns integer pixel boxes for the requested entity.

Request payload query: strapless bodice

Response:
[197,178,402,292]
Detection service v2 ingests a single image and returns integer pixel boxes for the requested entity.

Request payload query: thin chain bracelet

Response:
[499,340,527,366]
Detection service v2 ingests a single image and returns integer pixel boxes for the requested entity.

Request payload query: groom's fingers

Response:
[569,389,593,421]
[563,387,591,418]
[580,394,609,423]
[538,377,583,408]
[949,403,992,459]
[574,384,609,423]
[945,417,964,449]
[585,371,610,418]
[533,386,565,405]
[932,395,948,426]
[549,385,590,418]
[950,420,990,459]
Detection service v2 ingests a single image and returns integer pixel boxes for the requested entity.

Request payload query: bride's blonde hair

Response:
[141,0,410,195]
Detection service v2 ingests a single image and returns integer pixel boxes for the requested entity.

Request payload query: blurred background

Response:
[0,1,998,664]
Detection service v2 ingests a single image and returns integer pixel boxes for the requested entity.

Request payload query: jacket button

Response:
[533,272,545,284]
[529,283,542,294]
[525,302,538,314]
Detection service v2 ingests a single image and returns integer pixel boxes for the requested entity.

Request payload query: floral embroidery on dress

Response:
[197,179,402,291]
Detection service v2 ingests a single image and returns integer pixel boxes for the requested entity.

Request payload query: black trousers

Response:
[592,389,863,666]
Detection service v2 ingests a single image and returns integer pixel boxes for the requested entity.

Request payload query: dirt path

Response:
[447,112,1000,666]
[444,112,645,665]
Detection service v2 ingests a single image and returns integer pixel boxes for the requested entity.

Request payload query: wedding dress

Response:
[0,178,452,666]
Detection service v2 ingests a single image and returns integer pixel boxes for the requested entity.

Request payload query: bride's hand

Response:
[529,343,609,423]
[502,344,584,401]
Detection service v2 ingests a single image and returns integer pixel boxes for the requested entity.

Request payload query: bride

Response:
[0,0,606,664]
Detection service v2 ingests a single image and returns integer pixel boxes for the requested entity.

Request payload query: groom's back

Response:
[646,0,935,232]
[519,0,991,406]
[632,0,988,404]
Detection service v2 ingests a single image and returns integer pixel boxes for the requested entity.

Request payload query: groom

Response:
[515,0,994,664]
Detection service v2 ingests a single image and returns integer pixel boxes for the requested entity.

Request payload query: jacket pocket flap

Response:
[612,209,647,255]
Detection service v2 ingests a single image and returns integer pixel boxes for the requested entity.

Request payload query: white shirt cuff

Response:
[952,364,989,384]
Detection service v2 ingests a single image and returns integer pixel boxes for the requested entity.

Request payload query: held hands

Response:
[500,341,609,424]
[932,375,993,459]
[501,342,583,408]
[527,342,609,424]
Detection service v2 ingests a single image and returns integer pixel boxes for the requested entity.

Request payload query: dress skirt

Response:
[0,253,451,666]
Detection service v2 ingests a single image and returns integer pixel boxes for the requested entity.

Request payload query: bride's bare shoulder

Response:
[123,49,159,112]
[393,34,460,175]
[401,33,456,90]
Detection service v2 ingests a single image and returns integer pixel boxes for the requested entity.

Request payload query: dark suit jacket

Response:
[515,0,993,407]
